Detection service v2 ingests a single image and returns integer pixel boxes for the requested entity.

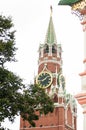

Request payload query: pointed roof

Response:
[58,0,81,6]
[44,6,57,45]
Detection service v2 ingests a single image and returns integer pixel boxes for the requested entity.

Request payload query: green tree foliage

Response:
[20,84,54,127]
[0,67,24,122]
[0,15,16,67]
[0,15,54,129]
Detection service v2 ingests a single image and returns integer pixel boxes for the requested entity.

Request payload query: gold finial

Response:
[50,5,53,16]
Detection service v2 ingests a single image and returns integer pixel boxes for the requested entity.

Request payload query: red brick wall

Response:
[20,106,67,130]
[38,62,60,74]
[67,107,72,126]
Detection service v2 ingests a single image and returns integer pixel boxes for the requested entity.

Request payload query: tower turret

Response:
[38,6,62,76]
[37,6,63,97]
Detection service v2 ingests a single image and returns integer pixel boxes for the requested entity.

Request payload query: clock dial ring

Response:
[36,71,52,89]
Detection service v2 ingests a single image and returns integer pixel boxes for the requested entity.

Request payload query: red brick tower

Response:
[20,7,77,130]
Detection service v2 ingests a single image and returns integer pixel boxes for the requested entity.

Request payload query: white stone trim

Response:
[48,46,52,56]
[20,125,66,129]
[38,59,61,66]
[65,107,68,124]
[54,103,65,107]
[41,48,44,57]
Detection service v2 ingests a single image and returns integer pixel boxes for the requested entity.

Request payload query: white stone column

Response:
[41,48,44,57]
[49,46,52,56]
[80,14,86,92]
[82,15,86,70]
[81,75,86,92]
[83,113,86,130]
[82,104,86,130]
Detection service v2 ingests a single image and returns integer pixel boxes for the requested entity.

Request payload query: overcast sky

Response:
[0,0,84,129]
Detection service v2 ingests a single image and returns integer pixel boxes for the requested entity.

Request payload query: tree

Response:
[19,84,54,127]
[0,15,16,67]
[0,15,54,129]
[0,14,24,129]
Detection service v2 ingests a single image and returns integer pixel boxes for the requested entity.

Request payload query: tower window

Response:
[52,45,57,53]
[44,45,49,53]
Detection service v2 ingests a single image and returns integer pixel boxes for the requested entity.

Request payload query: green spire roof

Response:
[44,8,57,45]
[58,0,81,6]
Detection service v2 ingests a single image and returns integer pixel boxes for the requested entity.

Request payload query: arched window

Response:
[52,45,57,53]
[44,45,49,53]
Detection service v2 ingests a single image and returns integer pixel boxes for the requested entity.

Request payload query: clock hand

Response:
[41,76,51,81]
[38,76,50,82]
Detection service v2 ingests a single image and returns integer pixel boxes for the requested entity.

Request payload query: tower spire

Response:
[44,6,57,45]
[50,5,53,17]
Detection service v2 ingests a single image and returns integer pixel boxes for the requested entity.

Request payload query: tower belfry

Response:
[20,7,77,130]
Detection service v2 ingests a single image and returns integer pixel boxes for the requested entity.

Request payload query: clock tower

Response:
[20,7,77,130]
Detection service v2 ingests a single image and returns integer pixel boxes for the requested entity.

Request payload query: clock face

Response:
[36,71,52,89]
